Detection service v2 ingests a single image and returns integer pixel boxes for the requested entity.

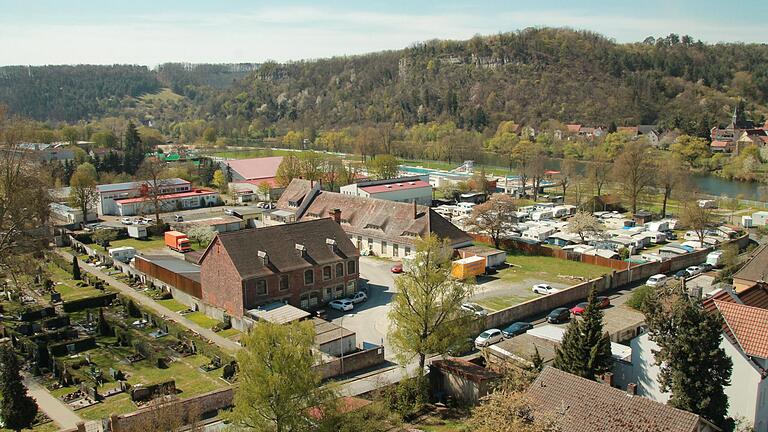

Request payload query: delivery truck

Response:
[451,256,486,280]
[165,231,192,253]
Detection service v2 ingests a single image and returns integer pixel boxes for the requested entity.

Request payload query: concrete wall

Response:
[314,345,385,380]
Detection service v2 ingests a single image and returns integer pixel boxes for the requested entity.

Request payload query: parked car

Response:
[686,266,703,276]
[664,231,678,240]
[646,274,668,287]
[224,208,234,215]
[329,299,354,312]
[390,263,403,274]
[120,217,133,225]
[348,292,367,304]
[674,269,691,279]
[532,284,560,295]
[570,302,589,315]
[174,214,184,222]
[700,263,713,273]
[502,322,533,338]
[547,307,570,324]
[474,329,503,347]
[596,296,611,309]
[461,303,488,317]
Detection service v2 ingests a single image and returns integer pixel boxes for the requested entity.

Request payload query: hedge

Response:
[62,293,118,312]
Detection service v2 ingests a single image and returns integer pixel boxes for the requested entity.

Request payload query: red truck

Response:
[164,231,191,253]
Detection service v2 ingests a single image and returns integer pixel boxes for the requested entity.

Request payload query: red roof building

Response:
[224,156,283,181]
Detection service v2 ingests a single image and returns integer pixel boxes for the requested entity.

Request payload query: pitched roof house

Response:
[527,367,718,432]
[732,243,768,292]
[198,218,360,323]
[276,179,472,257]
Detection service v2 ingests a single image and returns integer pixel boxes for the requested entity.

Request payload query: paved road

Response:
[23,373,82,430]
[56,249,241,353]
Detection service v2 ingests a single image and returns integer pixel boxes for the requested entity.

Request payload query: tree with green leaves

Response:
[257,181,272,202]
[366,154,400,180]
[91,229,118,250]
[72,256,81,280]
[275,154,303,187]
[0,346,38,432]
[212,169,227,193]
[388,234,474,374]
[230,320,334,432]
[68,162,99,225]
[643,281,732,429]
[553,287,612,380]
[122,121,145,174]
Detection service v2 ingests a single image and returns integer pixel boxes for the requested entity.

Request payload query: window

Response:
[346,281,356,296]
[256,280,267,295]
[323,266,332,280]
[381,241,387,254]
[304,269,314,285]
[336,263,344,278]
[334,285,344,299]
[405,246,411,256]
[393,244,399,257]
[367,238,373,250]
[347,260,356,275]
[279,275,289,291]
[324,287,332,301]
[357,236,362,249]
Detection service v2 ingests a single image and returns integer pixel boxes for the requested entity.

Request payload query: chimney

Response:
[626,383,637,396]
[257,250,269,266]
[412,200,417,218]
[326,238,337,253]
[602,372,614,387]
[295,243,306,257]
[329,208,341,224]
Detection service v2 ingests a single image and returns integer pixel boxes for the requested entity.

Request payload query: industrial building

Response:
[340,175,433,205]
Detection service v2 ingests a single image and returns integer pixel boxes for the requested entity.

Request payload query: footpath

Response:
[23,373,82,430]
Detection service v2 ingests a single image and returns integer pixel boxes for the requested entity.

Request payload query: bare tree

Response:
[467,194,518,248]
[680,200,716,248]
[611,141,654,214]
[558,158,577,199]
[656,155,683,218]
[137,156,170,228]
[68,163,98,225]
[587,156,610,199]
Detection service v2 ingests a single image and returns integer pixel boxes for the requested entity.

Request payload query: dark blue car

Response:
[502,322,533,338]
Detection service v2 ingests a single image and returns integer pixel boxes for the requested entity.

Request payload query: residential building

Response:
[631,285,768,431]
[198,218,360,322]
[732,243,768,292]
[527,367,719,432]
[96,178,192,215]
[340,175,432,205]
[49,202,97,228]
[276,179,473,258]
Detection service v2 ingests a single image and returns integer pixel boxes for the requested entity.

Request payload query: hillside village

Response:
[3,9,768,432]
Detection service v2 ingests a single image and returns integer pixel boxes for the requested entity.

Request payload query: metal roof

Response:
[96,177,189,193]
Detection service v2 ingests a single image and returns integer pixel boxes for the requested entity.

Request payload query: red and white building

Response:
[340,175,433,205]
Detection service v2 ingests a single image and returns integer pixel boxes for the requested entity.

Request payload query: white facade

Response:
[631,332,768,431]
[752,211,768,226]
[97,178,191,215]
[115,191,221,216]
[49,202,97,227]
[340,176,432,205]
[350,234,415,259]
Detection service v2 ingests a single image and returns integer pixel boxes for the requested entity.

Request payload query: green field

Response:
[48,263,104,301]
[501,253,608,284]
[157,298,189,312]
[475,295,538,312]
[184,311,221,329]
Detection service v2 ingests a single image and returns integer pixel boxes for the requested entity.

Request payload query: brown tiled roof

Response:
[738,283,768,309]
[527,367,702,432]
[733,243,768,284]
[201,218,358,279]
[567,124,582,133]
[299,190,472,247]
[275,178,315,209]
[714,300,768,359]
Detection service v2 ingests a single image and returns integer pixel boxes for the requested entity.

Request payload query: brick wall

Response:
[313,345,385,379]
[200,237,245,317]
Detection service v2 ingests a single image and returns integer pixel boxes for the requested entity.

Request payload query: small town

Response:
[1,2,768,432]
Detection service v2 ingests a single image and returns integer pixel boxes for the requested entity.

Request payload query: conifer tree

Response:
[644,282,732,429]
[0,346,38,432]
[552,287,612,380]
[72,256,81,280]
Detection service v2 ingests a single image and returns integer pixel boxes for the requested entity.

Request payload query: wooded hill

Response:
[2,28,768,136]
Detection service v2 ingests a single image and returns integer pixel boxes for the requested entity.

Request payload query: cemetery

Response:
[0,252,235,422]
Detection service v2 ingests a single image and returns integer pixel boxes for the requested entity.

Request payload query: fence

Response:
[481,234,750,330]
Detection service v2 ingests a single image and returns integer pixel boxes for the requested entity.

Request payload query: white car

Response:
[532,284,560,295]
[329,299,354,312]
[224,208,234,215]
[646,274,668,287]
[686,266,703,276]
[461,303,488,317]
[120,217,133,225]
[474,329,503,347]
[348,292,367,304]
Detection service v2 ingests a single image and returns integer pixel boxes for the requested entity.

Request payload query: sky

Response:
[1,0,767,66]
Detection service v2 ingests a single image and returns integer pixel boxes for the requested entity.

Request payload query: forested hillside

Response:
[2,28,768,136]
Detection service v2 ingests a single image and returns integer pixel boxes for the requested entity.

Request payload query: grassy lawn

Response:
[48,263,104,301]
[475,294,538,312]
[139,88,184,103]
[184,311,220,329]
[108,236,167,252]
[157,298,189,312]
[502,253,608,284]
[217,328,241,340]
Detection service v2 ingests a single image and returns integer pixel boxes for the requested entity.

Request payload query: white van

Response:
[646,274,668,287]
[706,251,724,268]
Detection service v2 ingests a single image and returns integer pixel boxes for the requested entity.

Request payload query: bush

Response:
[382,376,428,420]
[626,284,654,313]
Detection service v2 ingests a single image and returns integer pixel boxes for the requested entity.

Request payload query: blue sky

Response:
[0,0,766,66]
